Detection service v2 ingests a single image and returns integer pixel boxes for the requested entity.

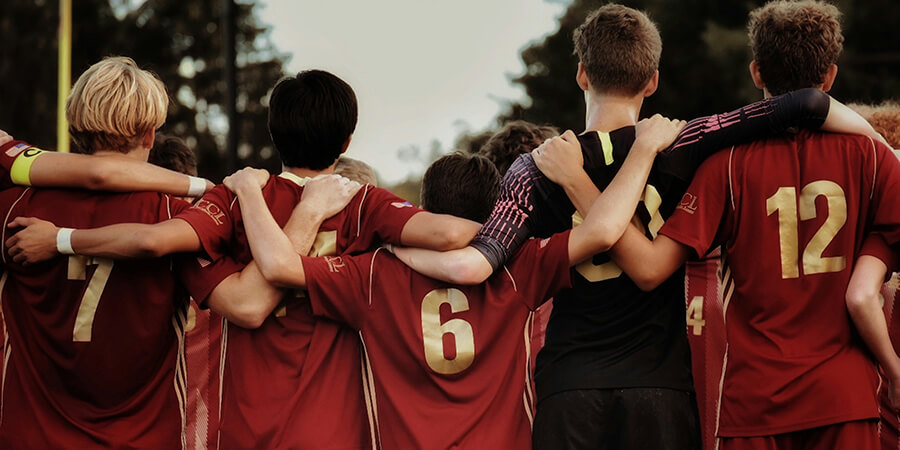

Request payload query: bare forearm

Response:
[846,256,900,380]
[32,153,211,195]
[234,186,308,287]
[393,246,492,285]
[208,260,284,329]
[283,206,328,256]
[822,97,887,145]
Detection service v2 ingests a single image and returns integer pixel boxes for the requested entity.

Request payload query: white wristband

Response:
[57,228,75,255]
[187,176,207,197]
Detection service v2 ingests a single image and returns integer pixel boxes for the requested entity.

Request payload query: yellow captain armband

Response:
[9,147,47,186]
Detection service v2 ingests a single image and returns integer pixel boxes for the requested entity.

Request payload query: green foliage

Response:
[0,0,287,182]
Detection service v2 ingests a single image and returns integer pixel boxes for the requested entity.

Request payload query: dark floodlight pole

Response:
[223,0,238,174]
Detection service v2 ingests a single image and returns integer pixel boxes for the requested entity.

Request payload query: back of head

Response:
[268,70,358,171]
[67,56,168,155]
[421,153,500,223]
[748,0,843,95]
[574,4,662,96]
[149,133,198,176]
[334,156,378,185]
[478,121,558,176]
[849,102,900,149]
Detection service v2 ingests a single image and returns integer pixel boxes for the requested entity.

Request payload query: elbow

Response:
[444,256,491,285]
[434,221,480,251]
[83,158,122,190]
[634,276,664,292]
[257,257,301,288]
[846,286,881,316]
[228,309,267,329]
[133,230,168,258]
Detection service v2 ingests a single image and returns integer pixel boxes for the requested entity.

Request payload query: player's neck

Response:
[283,166,334,179]
[92,146,149,161]
[583,93,642,133]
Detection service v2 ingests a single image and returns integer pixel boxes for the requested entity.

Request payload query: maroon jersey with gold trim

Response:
[0,187,191,448]
[176,172,421,449]
[301,233,572,449]
[660,130,900,436]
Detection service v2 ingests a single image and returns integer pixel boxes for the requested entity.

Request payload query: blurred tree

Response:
[0,0,287,182]
[500,0,899,130]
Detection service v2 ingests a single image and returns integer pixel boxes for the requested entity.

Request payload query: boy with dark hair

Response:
[8,69,480,449]
[478,121,558,176]
[534,1,900,448]
[219,115,683,449]
[391,3,884,448]
[420,152,501,223]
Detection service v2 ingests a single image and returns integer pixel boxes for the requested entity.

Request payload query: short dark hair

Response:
[748,0,843,95]
[573,4,662,96]
[421,153,500,223]
[478,121,558,176]
[149,133,198,176]
[267,70,358,170]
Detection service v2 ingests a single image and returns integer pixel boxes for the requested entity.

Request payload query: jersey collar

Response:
[278,171,311,187]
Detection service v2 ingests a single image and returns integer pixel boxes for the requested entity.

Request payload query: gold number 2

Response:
[766,180,847,279]
[421,288,475,375]
[68,256,115,342]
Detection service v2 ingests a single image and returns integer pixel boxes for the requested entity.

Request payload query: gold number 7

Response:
[68,256,115,342]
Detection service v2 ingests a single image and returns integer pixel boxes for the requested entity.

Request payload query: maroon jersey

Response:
[176,172,421,449]
[301,233,572,449]
[0,140,46,190]
[660,130,900,436]
[0,187,191,448]
[183,300,224,450]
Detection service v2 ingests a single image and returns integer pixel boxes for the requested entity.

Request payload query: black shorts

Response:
[533,388,700,450]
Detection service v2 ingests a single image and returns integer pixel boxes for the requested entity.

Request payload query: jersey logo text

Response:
[678,193,699,214]
[192,199,226,226]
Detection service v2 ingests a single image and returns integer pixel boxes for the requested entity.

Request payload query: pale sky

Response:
[257,0,569,183]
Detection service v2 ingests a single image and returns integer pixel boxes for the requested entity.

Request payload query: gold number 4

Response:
[421,288,475,375]
[686,296,705,336]
[766,180,847,279]
[68,256,115,342]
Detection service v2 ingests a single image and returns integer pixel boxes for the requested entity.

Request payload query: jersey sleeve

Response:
[174,185,236,260]
[0,140,49,188]
[858,234,898,274]
[470,154,542,270]
[656,88,830,181]
[869,141,900,246]
[506,230,573,310]
[301,252,373,330]
[351,185,422,249]
[658,150,732,258]
[175,253,245,306]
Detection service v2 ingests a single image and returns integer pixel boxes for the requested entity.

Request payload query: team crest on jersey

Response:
[192,199,226,225]
[391,201,413,209]
[677,193,699,214]
[324,256,345,273]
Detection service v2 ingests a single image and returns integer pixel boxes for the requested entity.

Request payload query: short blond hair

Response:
[849,101,900,149]
[67,56,168,154]
[334,156,378,186]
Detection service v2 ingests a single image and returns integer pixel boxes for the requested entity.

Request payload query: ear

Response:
[821,64,838,92]
[576,63,590,91]
[142,129,156,149]
[341,135,352,155]
[642,70,659,98]
[749,61,766,90]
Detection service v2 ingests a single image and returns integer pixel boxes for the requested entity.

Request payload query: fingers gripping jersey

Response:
[0,188,192,449]
[175,173,422,449]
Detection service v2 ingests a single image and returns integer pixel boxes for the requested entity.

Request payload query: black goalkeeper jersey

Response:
[469,88,830,399]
